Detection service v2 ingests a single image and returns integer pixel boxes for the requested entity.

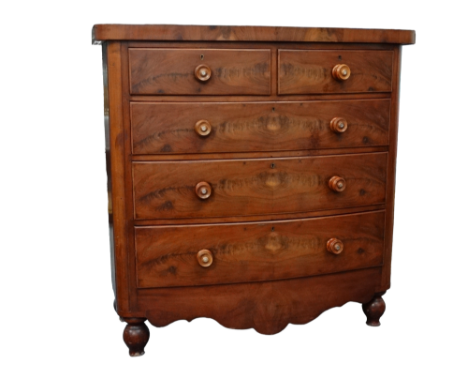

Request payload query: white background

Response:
[1,1,467,380]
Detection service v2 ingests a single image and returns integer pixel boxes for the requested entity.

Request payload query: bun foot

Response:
[362,292,386,327]
[123,318,150,357]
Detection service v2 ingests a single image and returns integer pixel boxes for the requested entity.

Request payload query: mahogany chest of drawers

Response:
[92,24,415,356]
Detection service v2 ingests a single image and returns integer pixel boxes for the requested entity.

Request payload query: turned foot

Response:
[362,292,386,327]
[123,318,150,357]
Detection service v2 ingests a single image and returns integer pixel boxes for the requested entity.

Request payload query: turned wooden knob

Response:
[327,238,344,255]
[197,249,213,267]
[328,176,346,192]
[194,64,212,81]
[194,119,212,136]
[330,117,348,133]
[195,181,212,199]
[332,64,351,81]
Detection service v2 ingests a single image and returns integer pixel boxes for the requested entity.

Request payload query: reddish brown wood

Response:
[133,153,387,220]
[327,238,344,255]
[329,117,348,133]
[103,42,133,316]
[278,50,393,94]
[138,268,381,335]
[120,42,140,313]
[134,204,386,226]
[94,24,414,354]
[381,46,402,291]
[194,119,212,137]
[124,41,403,104]
[194,64,212,82]
[362,292,386,326]
[129,49,271,95]
[131,91,391,103]
[131,100,390,155]
[328,175,346,192]
[332,64,351,81]
[132,146,388,162]
[196,249,214,268]
[135,211,384,288]
[195,181,212,200]
[123,318,150,356]
[92,24,416,45]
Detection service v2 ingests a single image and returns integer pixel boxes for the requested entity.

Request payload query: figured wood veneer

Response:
[131,100,390,155]
[135,211,385,288]
[133,153,387,220]
[95,24,414,356]
[278,50,393,94]
[138,267,382,335]
[129,48,271,95]
[92,24,415,45]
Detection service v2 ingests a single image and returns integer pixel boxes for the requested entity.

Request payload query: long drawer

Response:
[278,50,393,94]
[129,48,271,95]
[133,152,387,220]
[131,100,390,154]
[135,211,385,288]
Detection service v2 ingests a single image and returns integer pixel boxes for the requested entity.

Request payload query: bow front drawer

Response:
[129,48,271,95]
[131,99,390,154]
[133,153,387,220]
[135,211,385,288]
[278,50,393,94]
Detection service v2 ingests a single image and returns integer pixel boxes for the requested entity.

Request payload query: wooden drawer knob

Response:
[195,181,212,199]
[332,64,351,81]
[328,176,346,192]
[195,119,212,136]
[330,117,348,133]
[327,238,344,255]
[194,64,212,82]
[197,249,213,267]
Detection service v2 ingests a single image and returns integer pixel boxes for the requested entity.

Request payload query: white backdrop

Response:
[1,1,467,380]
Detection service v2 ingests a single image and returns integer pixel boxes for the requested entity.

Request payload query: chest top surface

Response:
[92,24,415,45]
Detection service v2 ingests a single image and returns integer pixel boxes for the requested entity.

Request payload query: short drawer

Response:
[135,211,385,288]
[133,152,387,220]
[278,50,393,94]
[129,48,271,95]
[131,99,390,154]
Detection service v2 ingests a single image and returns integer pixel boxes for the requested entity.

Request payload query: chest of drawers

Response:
[93,24,415,356]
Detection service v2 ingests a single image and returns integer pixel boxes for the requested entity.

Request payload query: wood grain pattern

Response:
[132,146,388,162]
[129,49,271,95]
[133,204,386,226]
[92,24,416,45]
[362,292,386,326]
[120,42,140,313]
[279,50,393,94]
[138,267,382,335]
[381,46,402,291]
[131,100,390,154]
[130,90,391,103]
[93,25,414,352]
[104,42,133,315]
[122,318,150,357]
[133,153,387,220]
[135,211,385,288]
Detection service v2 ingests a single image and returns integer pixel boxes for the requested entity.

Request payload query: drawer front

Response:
[135,211,385,288]
[131,100,390,154]
[133,153,387,220]
[278,50,393,94]
[129,49,271,95]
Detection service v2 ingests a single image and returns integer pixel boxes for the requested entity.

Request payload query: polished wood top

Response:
[92,24,416,45]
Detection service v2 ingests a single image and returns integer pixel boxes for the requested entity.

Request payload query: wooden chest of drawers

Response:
[93,24,415,356]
